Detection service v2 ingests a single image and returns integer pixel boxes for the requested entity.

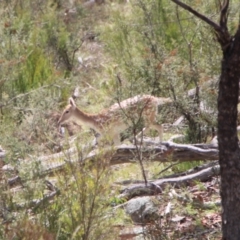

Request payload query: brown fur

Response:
[58,95,172,144]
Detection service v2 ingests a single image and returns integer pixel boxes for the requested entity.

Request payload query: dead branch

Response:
[2,141,219,186]
[14,181,60,211]
[119,163,220,199]
[219,0,229,29]
[156,160,219,179]
[171,0,231,48]
[171,0,221,31]
[115,160,218,186]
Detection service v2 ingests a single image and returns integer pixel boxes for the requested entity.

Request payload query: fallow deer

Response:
[58,95,172,145]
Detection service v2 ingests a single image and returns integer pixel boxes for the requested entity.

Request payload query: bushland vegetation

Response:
[0,0,238,239]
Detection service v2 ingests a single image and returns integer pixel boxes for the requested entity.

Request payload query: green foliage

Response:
[1,147,117,239]
[0,0,233,239]
[101,0,223,142]
[110,196,127,206]
[15,47,54,92]
[0,0,83,156]
[41,153,116,239]
[0,0,74,98]
[171,161,203,174]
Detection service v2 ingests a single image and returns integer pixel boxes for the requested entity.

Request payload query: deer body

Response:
[58,95,172,145]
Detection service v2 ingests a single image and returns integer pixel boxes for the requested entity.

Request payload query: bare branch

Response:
[171,0,221,31]
[171,0,231,50]
[3,141,219,185]
[119,163,220,199]
[220,0,229,29]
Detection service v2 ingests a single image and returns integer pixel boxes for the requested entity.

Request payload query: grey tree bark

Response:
[171,0,240,239]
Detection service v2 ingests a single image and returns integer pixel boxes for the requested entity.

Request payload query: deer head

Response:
[58,98,76,126]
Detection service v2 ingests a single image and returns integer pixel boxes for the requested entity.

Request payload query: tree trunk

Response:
[170,0,240,237]
[218,27,240,239]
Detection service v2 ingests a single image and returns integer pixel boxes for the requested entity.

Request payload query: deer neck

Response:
[73,107,101,133]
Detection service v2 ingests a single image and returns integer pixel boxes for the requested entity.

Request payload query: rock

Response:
[124,196,160,224]
[118,225,144,240]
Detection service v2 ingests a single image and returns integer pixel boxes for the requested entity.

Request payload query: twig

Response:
[155,161,180,177]
[171,0,222,31]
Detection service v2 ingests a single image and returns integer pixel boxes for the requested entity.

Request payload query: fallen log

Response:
[112,141,218,164]
[115,160,219,185]
[119,162,220,199]
[2,140,219,183]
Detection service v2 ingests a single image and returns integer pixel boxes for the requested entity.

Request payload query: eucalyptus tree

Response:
[102,0,220,142]
[171,0,240,239]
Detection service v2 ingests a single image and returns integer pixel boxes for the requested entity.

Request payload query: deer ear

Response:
[69,97,76,107]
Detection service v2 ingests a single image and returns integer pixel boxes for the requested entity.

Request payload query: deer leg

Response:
[135,127,150,139]
[149,123,163,142]
[135,124,163,141]
[140,109,163,141]
[97,131,121,146]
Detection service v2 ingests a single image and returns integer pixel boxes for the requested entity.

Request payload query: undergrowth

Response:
[0,0,226,239]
